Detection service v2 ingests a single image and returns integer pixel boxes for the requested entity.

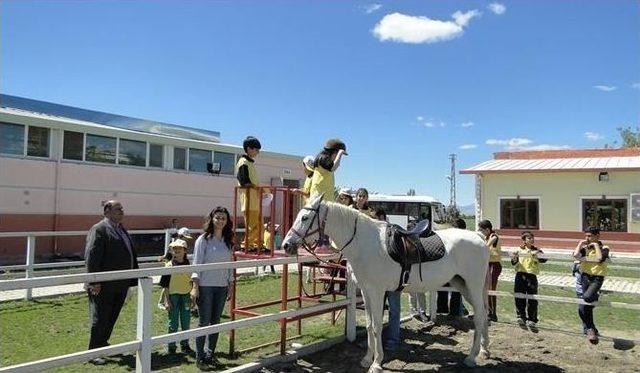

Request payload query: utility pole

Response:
[449,153,457,208]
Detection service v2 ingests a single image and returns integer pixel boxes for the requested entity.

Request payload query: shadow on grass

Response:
[613,338,635,351]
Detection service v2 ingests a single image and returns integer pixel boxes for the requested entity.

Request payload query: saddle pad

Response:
[418,233,446,262]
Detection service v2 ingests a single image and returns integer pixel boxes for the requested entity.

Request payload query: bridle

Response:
[288,203,359,263]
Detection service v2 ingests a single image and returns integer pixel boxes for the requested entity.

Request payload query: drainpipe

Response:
[475,174,482,230]
[53,129,63,255]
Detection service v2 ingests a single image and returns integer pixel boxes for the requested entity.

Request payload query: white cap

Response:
[177,227,192,239]
[302,155,315,171]
[338,188,351,196]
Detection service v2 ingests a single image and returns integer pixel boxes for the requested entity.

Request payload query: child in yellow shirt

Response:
[510,231,547,331]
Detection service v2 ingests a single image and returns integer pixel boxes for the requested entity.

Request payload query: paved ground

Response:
[2,266,639,302]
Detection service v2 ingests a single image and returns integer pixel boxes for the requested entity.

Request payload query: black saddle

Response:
[386,220,445,291]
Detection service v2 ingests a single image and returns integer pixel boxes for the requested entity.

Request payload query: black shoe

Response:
[488,314,498,322]
[196,358,211,370]
[181,346,195,356]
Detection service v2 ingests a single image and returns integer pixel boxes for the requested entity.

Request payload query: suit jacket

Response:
[85,218,139,289]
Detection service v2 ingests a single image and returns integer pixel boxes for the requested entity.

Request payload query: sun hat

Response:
[338,188,351,197]
[169,239,188,249]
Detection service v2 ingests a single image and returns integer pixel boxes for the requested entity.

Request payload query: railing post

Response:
[163,229,172,257]
[25,235,36,300]
[346,266,357,342]
[136,277,152,373]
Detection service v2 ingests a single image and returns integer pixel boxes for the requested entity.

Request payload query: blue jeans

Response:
[383,291,401,350]
[578,274,604,332]
[167,293,191,350]
[196,286,228,360]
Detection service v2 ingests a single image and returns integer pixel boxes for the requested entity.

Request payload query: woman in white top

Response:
[190,206,234,368]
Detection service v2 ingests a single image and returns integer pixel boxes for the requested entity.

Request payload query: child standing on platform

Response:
[510,231,547,332]
[236,136,262,250]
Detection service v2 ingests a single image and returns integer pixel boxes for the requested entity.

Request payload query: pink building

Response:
[0,95,304,264]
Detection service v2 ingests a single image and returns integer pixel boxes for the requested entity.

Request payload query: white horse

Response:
[282,195,490,373]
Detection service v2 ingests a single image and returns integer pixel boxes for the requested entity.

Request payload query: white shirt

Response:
[191,234,233,287]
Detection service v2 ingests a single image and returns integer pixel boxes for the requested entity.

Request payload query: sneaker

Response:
[488,314,498,322]
[90,357,107,365]
[418,312,430,323]
[587,329,599,345]
[516,318,527,329]
[527,321,539,333]
[157,302,167,311]
[196,358,210,370]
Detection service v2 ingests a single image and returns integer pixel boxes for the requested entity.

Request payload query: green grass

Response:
[1,273,638,372]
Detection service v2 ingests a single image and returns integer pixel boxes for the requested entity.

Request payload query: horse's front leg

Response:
[362,289,385,373]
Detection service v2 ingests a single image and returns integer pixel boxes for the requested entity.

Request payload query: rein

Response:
[289,203,359,265]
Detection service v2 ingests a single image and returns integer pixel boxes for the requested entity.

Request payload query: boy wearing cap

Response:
[159,239,194,355]
[310,139,347,202]
[236,136,262,250]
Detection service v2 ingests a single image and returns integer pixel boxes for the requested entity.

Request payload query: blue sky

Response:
[2,0,639,205]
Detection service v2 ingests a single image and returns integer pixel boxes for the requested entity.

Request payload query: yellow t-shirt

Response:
[513,246,544,275]
[165,261,192,295]
[236,156,260,211]
[302,176,313,206]
[580,245,609,276]
[487,233,502,263]
[310,166,335,202]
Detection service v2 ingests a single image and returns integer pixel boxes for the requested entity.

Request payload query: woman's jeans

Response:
[578,273,604,332]
[196,286,228,359]
[383,291,401,350]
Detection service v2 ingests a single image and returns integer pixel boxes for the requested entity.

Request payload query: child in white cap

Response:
[292,155,315,206]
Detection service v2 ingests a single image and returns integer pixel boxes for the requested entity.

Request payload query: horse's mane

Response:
[324,201,382,226]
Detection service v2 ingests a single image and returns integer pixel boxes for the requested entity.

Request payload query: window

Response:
[86,134,116,164]
[214,151,236,175]
[118,139,146,166]
[0,122,25,155]
[149,144,163,168]
[189,148,212,173]
[27,126,50,157]
[173,147,186,170]
[582,199,627,232]
[63,131,84,160]
[500,199,539,229]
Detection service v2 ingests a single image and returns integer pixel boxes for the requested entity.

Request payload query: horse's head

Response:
[282,193,325,255]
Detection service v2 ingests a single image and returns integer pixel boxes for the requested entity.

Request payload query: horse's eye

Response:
[301,216,309,222]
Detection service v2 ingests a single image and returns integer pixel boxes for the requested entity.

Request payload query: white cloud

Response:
[423,121,435,128]
[372,10,481,44]
[593,85,617,92]
[416,116,424,121]
[486,138,533,147]
[440,122,446,127]
[632,82,640,90]
[459,144,477,150]
[584,131,603,141]
[362,3,382,14]
[486,138,570,151]
[461,121,474,128]
[488,3,506,15]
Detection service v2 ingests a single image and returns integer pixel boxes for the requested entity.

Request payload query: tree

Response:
[617,126,640,148]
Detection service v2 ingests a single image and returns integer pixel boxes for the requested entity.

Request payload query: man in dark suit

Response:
[85,200,139,363]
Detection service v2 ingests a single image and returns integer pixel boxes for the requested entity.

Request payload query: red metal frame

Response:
[229,185,350,357]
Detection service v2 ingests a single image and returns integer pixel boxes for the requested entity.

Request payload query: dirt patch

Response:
[262,317,640,372]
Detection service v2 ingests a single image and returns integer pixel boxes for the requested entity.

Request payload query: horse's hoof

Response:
[479,349,491,359]
[360,357,373,368]
[463,357,477,367]
[367,363,383,373]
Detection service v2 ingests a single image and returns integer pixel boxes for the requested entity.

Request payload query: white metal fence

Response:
[0,254,357,373]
